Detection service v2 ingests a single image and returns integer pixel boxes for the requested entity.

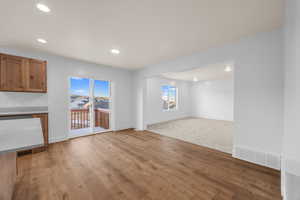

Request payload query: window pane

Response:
[70,77,90,109]
[161,86,169,110]
[168,87,177,110]
[94,80,110,130]
[161,85,177,111]
[70,77,91,130]
[94,80,110,109]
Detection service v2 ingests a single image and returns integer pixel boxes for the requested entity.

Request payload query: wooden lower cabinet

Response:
[32,113,49,148]
[0,152,16,200]
[0,113,50,155]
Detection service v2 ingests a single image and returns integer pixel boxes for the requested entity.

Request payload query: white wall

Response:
[146,77,192,125]
[0,47,133,143]
[0,92,48,107]
[283,0,300,198]
[191,79,234,121]
[134,29,284,168]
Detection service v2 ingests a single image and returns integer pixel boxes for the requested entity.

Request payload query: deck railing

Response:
[94,109,109,129]
[71,109,109,130]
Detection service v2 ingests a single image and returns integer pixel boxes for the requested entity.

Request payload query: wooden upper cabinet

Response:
[0,53,47,93]
[0,54,26,91]
[26,59,47,92]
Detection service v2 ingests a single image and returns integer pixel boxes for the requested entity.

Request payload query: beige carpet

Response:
[148,117,233,154]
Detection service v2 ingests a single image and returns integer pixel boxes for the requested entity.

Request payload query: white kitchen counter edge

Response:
[0,111,48,116]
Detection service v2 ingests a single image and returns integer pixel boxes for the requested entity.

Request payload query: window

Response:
[69,77,111,132]
[161,85,178,111]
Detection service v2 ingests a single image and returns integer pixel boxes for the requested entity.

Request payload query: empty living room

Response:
[1,0,300,200]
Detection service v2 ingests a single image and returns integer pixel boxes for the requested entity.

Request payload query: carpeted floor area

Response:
[148,117,233,154]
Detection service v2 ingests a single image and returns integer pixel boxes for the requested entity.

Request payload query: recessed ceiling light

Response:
[36,3,51,13]
[37,38,47,44]
[193,77,198,82]
[224,65,232,72]
[110,49,120,55]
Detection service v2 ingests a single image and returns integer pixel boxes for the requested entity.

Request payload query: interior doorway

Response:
[69,77,112,138]
[145,62,234,154]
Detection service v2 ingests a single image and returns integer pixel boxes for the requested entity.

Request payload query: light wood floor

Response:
[13,130,281,200]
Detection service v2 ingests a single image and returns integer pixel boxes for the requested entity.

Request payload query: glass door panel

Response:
[93,80,110,131]
[70,77,91,130]
[168,86,177,110]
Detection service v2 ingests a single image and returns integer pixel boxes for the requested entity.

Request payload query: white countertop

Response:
[0,106,48,116]
[0,118,44,153]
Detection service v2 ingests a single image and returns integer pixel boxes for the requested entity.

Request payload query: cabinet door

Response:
[0,54,3,89]
[0,54,27,91]
[32,114,49,147]
[26,59,47,92]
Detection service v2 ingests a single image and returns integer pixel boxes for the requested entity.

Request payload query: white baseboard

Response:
[191,115,234,122]
[233,146,281,170]
[147,115,191,126]
[49,136,68,144]
[49,127,135,144]
[281,158,286,198]
[134,128,145,131]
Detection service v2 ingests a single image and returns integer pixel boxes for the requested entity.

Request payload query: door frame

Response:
[67,76,115,139]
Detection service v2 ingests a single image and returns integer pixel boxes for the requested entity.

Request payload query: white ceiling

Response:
[161,63,233,82]
[0,0,283,69]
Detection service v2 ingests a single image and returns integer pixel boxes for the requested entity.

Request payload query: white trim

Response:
[191,115,234,122]
[49,127,131,144]
[49,136,68,144]
[233,145,281,170]
[281,157,287,199]
[110,81,116,131]
[68,129,112,139]
[134,128,145,131]
[90,78,95,130]
[70,127,113,138]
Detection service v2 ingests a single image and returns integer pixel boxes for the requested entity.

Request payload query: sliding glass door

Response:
[69,77,111,137]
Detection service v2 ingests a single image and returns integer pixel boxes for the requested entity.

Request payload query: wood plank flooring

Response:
[13,130,282,200]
